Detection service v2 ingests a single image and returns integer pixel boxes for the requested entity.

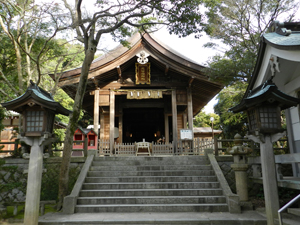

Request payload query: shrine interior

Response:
[122,108,165,143]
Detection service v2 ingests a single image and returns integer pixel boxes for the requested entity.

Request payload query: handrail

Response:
[278,193,300,225]
[206,152,241,213]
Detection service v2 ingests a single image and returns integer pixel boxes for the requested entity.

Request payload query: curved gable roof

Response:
[245,21,300,97]
[58,32,211,85]
[55,32,223,116]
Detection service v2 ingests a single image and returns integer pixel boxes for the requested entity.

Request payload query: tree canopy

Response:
[0,0,82,100]
[203,0,299,85]
[193,111,220,130]
[214,81,248,139]
[201,0,300,138]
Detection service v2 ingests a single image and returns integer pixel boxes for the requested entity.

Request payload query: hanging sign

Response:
[126,90,162,99]
[135,63,150,85]
[180,129,193,140]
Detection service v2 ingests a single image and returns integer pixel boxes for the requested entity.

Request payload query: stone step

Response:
[79,188,224,197]
[74,203,229,213]
[85,175,218,183]
[93,156,209,166]
[87,170,215,177]
[82,182,220,190]
[90,165,212,171]
[77,196,227,205]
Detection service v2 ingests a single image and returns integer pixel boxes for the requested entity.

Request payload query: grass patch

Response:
[1,204,57,220]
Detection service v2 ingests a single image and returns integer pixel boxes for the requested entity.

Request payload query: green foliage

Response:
[193,110,220,129]
[41,163,81,201]
[203,0,299,85]
[214,81,248,139]
[166,0,204,38]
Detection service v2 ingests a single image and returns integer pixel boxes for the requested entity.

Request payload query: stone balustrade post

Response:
[228,134,252,208]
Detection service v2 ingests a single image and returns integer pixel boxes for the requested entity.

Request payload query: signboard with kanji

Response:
[135,63,150,84]
[180,129,193,140]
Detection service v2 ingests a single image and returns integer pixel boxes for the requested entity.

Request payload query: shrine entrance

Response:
[123,108,165,143]
[55,32,224,153]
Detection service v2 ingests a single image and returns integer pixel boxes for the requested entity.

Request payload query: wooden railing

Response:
[152,142,173,155]
[1,136,288,158]
[99,139,110,156]
[99,140,175,156]
[114,143,135,155]
[0,140,20,156]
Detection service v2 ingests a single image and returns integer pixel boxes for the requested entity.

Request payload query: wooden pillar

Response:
[119,107,123,144]
[93,89,100,135]
[100,114,104,140]
[172,89,178,152]
[109,90,115,154]
[164,114,169,143]
[187,87,194,149]
[187,87,193,131]
[183,113,187,129]
[164,104,169,144]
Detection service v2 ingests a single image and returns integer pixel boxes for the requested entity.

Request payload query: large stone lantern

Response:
[2,81,70,137]
[1,81,71,225]
[230,78,300,225]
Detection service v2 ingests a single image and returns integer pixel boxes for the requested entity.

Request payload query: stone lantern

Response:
[2,81,70,137]
[1,81,71,225]
[230,78,300,224]
[232,78,299,135]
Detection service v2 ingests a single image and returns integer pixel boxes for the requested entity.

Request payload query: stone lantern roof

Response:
[230,78,300,113]
[1,81,71,116]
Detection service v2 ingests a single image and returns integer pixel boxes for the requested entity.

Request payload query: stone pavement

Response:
[1,208,300,224]
[38,211,267,224]
[37,209,300,225]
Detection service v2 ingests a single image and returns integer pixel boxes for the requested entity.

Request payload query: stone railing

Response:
[248,153,300,190]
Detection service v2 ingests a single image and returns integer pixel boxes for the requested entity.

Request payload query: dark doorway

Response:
[123,108,165,143]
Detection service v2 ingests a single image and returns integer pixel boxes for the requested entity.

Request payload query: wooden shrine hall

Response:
[55,32,223,155]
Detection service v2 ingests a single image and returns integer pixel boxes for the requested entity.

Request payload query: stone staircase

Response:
[74,156,229,213]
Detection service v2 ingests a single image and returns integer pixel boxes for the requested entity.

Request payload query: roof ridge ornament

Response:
[136,50,150,64]
[269,55,280,77]
[268,21,292,36]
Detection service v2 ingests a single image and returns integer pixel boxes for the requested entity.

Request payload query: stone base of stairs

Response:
[39,211,267,225]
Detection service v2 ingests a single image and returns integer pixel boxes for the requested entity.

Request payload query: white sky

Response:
[150,29,221,114]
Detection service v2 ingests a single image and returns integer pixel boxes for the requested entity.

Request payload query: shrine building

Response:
[54,32,223,155]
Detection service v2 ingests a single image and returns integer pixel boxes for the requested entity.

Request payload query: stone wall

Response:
[216,155,263,197]
[0,157,85,203]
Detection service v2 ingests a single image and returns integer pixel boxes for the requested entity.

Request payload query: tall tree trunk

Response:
[15,46,23,94]
[57,39,96,209]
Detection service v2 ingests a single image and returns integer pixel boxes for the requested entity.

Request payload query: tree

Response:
[202,0,300,138]
[0,0,81,100]
[214,82,248,139]
[57,0,206,208]
[203,0,300,85]
[193,110,220,130]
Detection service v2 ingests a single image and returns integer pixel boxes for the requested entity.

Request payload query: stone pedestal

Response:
[228,134,251,203]
[231,163,248,201]
[22,136,54,225]
[247,132,285,225]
